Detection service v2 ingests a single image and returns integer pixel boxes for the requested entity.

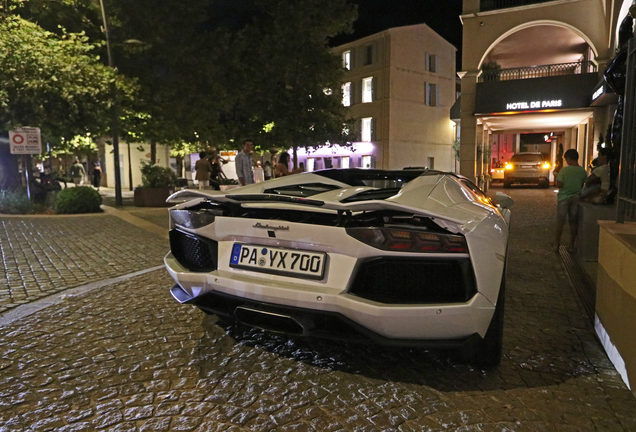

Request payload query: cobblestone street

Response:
[0,214,168,313]
[0,188,635,431]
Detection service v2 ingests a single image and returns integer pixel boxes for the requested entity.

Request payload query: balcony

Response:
[480,0,558,12]
[479,61,597,82]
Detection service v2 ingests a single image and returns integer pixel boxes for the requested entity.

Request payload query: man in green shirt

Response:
[553,149,588,252]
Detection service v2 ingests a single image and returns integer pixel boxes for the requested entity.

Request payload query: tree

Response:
[210,0,358,159]
[0,15,135,140]
[101,0,223,147]
[2,0,358,167]
[0,14,136,188]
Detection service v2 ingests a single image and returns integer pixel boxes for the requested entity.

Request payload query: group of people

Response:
[69,159,102,190]
[194,149,225,190]
[233,140,304,187]
[553,148,611,252]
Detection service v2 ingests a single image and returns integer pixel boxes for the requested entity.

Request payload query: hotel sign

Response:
[506,100,563,111]
[474,73,598,115]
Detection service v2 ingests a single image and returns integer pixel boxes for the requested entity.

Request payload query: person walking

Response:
[235,140,255,186]
[70,159,85,186]
[92,162,102,191]
[194,152,213,190]
[553,149,588,252]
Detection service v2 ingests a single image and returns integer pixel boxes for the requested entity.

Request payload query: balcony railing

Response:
[480,0,557,12]
[478,61,597,82]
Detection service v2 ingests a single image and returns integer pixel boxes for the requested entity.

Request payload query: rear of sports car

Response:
[164,170,510,366]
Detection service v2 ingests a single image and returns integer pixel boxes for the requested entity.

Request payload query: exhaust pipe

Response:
[234,306,304,335]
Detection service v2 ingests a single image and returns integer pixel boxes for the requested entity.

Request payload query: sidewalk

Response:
[98,186,170,231]
[0,186,170,313]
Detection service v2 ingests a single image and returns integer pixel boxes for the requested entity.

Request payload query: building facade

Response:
[459,0,631,181]
[299,24,457,172]
[100,140,172,190]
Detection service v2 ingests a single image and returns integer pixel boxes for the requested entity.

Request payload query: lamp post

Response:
[98,0,123,206]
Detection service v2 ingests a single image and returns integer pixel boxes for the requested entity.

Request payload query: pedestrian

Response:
[274,152,303,177]
[70,158,85,186]
[253,161,265,183]
[299,162,305,172]
[206,150,222,190]
[194,151,213,190]
[235,140,255,186]
[580,148,610,203]
[263,160,272,180]
[553,149,588,252]
[92,162,102,191]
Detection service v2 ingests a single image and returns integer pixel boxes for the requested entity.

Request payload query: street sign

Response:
[9,127,42,154]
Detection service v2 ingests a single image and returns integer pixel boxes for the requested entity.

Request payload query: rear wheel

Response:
[473,273,505,368]
[503,180,512,189]
[540,180,550,188]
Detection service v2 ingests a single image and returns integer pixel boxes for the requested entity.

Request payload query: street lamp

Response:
[98,0,123,206]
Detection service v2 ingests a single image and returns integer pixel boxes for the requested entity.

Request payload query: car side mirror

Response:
[495,192,514,209]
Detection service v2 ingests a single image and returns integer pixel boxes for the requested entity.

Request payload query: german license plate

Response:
[230,244,326,280]
[520,165,532,169]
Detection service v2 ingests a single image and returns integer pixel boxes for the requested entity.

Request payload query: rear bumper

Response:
[504,171,550,183]
[165,252,496,342]
[171,283,483,349]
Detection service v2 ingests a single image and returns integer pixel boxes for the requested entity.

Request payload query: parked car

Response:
[164,169,514,367]
[503,152,551,188]
[490,163,505,183]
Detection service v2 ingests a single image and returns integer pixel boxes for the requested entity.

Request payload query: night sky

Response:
[330,0,463,69]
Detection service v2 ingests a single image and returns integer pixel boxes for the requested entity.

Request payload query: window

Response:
[361,117,373,142]
[425,53,437,73]
[342,82,351,106]
[341,156,350,168]
[362,77,373,103]
[343,50,351,70]
[307,158,315,172]
[425,83,439,106]
[364,45,373,65]
[324,157,333,168]
[361,155,372,169]
[427,157,435,169]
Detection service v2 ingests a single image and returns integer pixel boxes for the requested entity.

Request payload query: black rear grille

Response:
[349,257,477,304]
[169,229,218,272]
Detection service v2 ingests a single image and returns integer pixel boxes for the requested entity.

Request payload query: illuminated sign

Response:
[506,100,562,110]
[592,86,604,101]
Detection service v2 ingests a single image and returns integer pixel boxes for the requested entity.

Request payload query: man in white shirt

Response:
[235,140,255,186]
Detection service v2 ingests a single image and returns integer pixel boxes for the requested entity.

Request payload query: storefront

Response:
[294,142,376,171]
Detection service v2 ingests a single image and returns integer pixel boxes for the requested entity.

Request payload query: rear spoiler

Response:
[167,189,466,226]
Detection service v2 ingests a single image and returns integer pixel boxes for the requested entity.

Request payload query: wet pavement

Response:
[0,214,167,313]
[0,186,635,431]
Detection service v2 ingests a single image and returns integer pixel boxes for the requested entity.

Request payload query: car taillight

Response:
[542,162,550,169]
[346,228,468,253]
[170,209,218,229]
[505,163,513,170]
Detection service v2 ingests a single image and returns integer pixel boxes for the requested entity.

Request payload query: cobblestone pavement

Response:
[0,187,635,431]
[0,214,168,313]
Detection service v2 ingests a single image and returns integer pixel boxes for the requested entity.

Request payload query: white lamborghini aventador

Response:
[164,169,513,367]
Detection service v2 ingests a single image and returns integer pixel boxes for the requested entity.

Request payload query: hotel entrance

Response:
[482,112,596,187]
